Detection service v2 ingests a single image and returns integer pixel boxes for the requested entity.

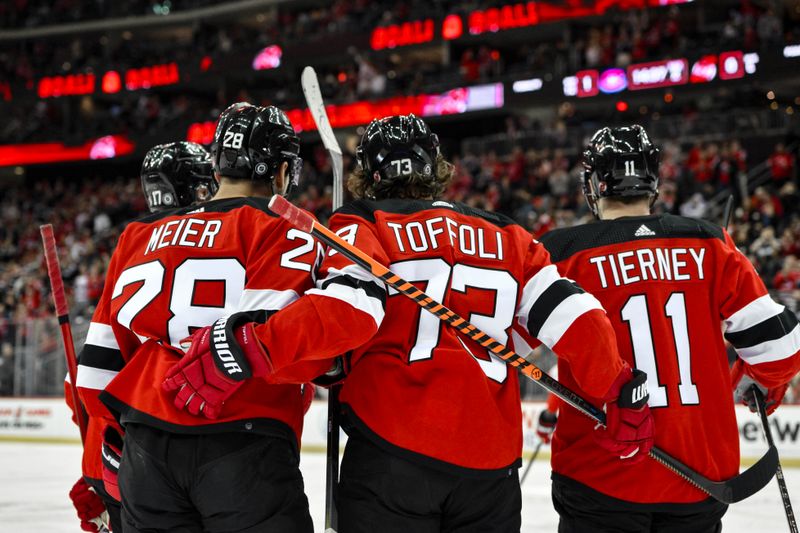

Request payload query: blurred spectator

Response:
[769,143,795,187]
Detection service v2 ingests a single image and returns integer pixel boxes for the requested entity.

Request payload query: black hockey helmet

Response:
[582,124,660,217]
[355,114,441,199]
[141,141,217,213]
[211,102,301,192]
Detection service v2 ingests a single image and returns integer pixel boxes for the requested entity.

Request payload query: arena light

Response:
[125,62,179,91]
[0,134,135,166]
[690,55,718,83]
[252,45,282,71]
[512,78,543,93]
[284,83,504,133]
[370,19,435,50]
[38,73,96,98]
[783,45,800,58]
[598,68,627,94]
[628,59,688,90]
[186,120,217,145]
[442,14,463,40]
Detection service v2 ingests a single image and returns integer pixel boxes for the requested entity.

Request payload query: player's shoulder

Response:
[540,213,726,263]
[132,197,280,226]
[335,198,519,229]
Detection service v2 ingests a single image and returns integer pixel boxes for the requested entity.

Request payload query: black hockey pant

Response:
[552,474,728,533]
[117,423,313,533]
[337,433,522,532]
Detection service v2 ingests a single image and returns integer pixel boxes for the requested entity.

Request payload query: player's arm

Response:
[255,212,389,370]
[516,236,653,461]
[720,232,800,412]
[163,211,387,417]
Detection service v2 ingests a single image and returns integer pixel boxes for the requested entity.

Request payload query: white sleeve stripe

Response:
[322,265,382,286]
[725,294,785,333]
[516,264,561,321]
[306,284,385,327]
[510,329,535,357]
[238,288,299,312]
[536,292,604,348]
[736,324,800,365]
[85,322,119,351]
[76,365,119,391]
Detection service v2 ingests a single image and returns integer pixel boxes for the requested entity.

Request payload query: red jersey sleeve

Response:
[719,232,800,387]
[255,211,390,374]
[77,234,142,421]
[514,236,623,399]
[237,210,322,314]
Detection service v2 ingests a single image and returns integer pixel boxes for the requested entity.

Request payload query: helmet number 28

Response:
[223,131,245,149]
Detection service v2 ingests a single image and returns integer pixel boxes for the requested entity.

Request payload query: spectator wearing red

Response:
[769,143,795,187]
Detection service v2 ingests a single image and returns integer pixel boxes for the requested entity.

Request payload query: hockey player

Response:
[76,102,324,533]
[164,114,655,532]
[539,125,800,532]
[67,140,218,532]
[140,141,218,212]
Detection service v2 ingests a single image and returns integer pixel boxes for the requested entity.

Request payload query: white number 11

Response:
[621,292,699,408]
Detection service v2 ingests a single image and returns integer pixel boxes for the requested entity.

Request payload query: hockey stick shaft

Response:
[723,195,734,230]
[753,387,798,533]
[41,224,87,444]
[301,65,342,533]
[519,440,542,486]
[41,226,110,533]
[269,194,778,504]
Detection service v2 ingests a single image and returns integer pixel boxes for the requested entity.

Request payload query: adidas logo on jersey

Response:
[634,224,656,237]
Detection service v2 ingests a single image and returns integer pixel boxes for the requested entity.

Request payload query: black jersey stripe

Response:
[725,308,799,349]
[320,274,387,307]
[526,280,586,337]
[79,345,125,372]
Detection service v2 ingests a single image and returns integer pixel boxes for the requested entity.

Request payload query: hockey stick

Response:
[752,386,798,532]
[301,65,343,533]
[519,440,543,486]
[41,225,111,532]
[268,194,779,504]
[41,225,87,443]
[722,194,734,230]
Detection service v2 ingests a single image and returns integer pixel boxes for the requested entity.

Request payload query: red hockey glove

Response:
[101,425,123,502]
[69,478,107,532]
[731,358,788,416]
[594,365,654,464]
[536,410,557,445]
[162,311,273,419]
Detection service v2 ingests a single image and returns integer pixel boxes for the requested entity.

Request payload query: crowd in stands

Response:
[3,1,799,145]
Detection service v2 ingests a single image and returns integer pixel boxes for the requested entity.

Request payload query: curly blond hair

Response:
[347,155,455,200]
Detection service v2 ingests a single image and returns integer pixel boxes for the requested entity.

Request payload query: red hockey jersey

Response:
[255,199,624,475]
[540,214,800,504]
[75,197,327,468]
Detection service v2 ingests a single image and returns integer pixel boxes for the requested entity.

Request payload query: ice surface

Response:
[0,442,795,532]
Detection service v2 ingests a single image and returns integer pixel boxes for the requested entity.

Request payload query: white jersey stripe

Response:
[536,292,604,348]
[323,265,384,286]
[306,284,385,327]
[736,324,800,365]
[725,294,785,333]
[76,365,119,390]
[238,288,299,313]
[85,322,119,351]
[516,264,561,321]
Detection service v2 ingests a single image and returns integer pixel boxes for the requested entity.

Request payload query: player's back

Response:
[331,198,540,474]
[541,213,794,504]
[88,197,322,444]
